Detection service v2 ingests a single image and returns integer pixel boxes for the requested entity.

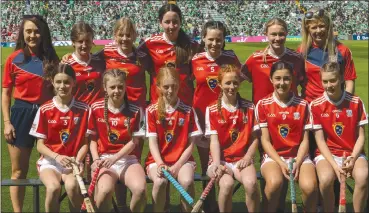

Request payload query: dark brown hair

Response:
[269,61,293,78]
[158,4,196,67]
[44,62,76,82]
[70,21,94,42]
[199,20,227,53]
[15,15,58,64]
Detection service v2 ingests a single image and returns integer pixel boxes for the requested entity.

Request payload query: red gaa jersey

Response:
[66,53,106,105]
[241,47,305,104]
[145,99,202,166]
[102,43,147,107]
[310,92,367,156]
[192,50,241,129]
[87,98,145,158]
[137,33,198,105]
[29,97,89,156]
[2,49,53,104]
[205,98,259,163]
[297,42,357,103]
[256,93,311,158]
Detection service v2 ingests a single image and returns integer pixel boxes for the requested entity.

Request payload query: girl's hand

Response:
[333,163,345,183]
[101,156,117,169]
[4,122,16,143]
[237,156,253,170]
[168,164,181,178]
[91,159,102,172]
[342,156,355,178]
[55,155,73,168]
[157,164,169,178]
[292,161,302,181]
[60,53,72,63]
[278,161,290,180]
[76,161,84,176]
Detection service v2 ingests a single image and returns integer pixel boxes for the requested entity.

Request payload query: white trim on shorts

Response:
[260,154,313,169]
[207,160,241,175]
[314,154,367,167]
[37,156,73,175]
[100,154,139,178]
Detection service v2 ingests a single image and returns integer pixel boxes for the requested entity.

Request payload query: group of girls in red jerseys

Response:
[2,3,367,213]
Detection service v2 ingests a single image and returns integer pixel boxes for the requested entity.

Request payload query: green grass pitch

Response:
[1,41,368,212]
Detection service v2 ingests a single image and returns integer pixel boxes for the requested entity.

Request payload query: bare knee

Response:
[299,179,318,195]
[46,182,62,196]
[266,176,283,192]
[243,179,259,195]
[318,173,335,190]
[178,178,194,189]
[219,178,234,192]
[354,173,368,190]
[130,182,147,197]
[64,179,79,193]
[153,178,168,189]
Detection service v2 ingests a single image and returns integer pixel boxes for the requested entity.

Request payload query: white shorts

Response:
[37,156,73,175]
[195,136,210,148]
[314,154,367,167]
[146,161,196,176]
[207,160,242,175]
[100,154,139,178]
[260,154,313,169]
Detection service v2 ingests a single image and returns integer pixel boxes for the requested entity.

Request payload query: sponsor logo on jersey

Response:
[278,124,290,138]
[293,112,300,120]
[109,130,120,143]
[321,113,329,117]
[206,76,218,91]
[76,72,82,76]
[86,80,95,92]
[260,64,269,68]
[98,118,105,122]
[229,129,240,142]
[218,119,226,124]
[60,129,70,144]
[48,120,57,123]
[267,113,276,117]
[333,122,345,137]
[156,49,164,54]
[196,67,204,71]
[179,118,185,126]
[165,130,174,143]
[346,110,352,117]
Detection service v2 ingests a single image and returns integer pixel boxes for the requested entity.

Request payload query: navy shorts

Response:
[8,99,39,148]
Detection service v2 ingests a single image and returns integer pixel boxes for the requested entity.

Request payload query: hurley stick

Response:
[288,157,298,213]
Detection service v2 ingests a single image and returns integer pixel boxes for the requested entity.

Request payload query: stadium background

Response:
[1,0,368,212]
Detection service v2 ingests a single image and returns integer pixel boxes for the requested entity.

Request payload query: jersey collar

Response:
[221,99,239,113]
[272,92,295,108]
[324,91,346,106]
[72,53,91,67]
[115,42,134,58]
[205,51,221,61]
[52,96,75,113]
[267,46,286,59]
[165,98,180,114]
[108,102,126,114]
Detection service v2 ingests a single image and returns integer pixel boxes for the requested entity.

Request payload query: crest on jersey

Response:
[206,76,218,91]
[278,124,290,139]
[165,61,176,68]
[229,129,240,142]
[346,110,352,117]
[333,122,345,137]
[109,130,120,143]
[86,80,95,92]
[179,118,185,126]
[293,112,300,120]
[60,129,70,144]
[165,130,174,143]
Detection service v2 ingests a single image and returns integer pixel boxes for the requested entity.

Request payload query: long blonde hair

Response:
[113,17,137,42]
[156,66,180,124]
[262,18,288,64]
[300,8,336,61]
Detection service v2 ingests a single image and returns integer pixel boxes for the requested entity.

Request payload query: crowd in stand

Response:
[1,0,368,41]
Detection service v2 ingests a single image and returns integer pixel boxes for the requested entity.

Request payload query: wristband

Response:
[54,154,60,160]
[93,158,101,162]
[157,163,166,169]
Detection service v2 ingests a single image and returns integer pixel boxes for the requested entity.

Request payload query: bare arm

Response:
[351,126,365,160]
[90,138,100,161]
[209,134,221,166]
[112,137,138,160]
[173,136,196,167]
[148,136,165,165]
[36,138,60,159]
[295,130,309,165]
[244,134,259,159]
[345,80,355,94]
[75,137,89,163]
[2,88,16,142]
[314,129,337,167]
[260,127,284,165]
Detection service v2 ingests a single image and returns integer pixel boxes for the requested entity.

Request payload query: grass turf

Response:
[1,41,368,212]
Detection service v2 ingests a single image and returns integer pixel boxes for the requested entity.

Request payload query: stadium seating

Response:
[1,0,368,41]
